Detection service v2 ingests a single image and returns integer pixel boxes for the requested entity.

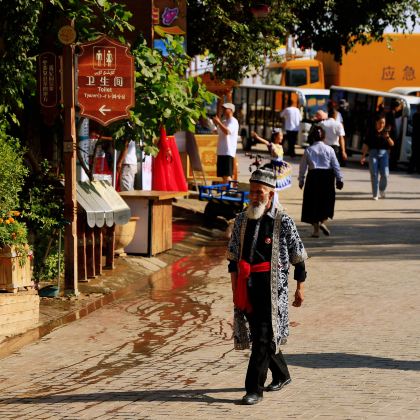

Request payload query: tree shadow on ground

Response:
[0,388,244,405]
[301,217,420,261]
[286,353,420,371]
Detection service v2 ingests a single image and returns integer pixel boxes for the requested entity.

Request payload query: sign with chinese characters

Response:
[38,52,59,108]
[77,36,135,126]
[381,65,416,82]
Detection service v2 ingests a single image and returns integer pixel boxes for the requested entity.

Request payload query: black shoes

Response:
[265,378,292,392]
[241,393,263,405]
[241,379,291,404]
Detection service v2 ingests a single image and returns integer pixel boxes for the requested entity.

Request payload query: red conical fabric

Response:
[152,126,187,192]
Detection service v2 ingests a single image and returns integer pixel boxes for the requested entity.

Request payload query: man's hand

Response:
[213,115,221,126]
[299,182,304,190]
[292,288,304,307]
[342,151,348,161]
[336,180,344,190]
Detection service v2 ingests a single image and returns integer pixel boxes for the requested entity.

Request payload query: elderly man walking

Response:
[227,169,308,405]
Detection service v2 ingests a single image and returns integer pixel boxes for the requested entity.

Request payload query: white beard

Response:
[246,196,269,220]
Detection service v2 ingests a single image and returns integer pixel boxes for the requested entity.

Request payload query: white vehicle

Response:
[388,87,420,97]
[330,86,420,163]
[232,84,329,151]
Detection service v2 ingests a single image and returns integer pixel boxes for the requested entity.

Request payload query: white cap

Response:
[222,102,235,112]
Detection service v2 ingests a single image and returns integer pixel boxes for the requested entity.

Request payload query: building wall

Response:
[317,34,420,90]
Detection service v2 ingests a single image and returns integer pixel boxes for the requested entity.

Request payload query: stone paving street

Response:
[0,155,419,419]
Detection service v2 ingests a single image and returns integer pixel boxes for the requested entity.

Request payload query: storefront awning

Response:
[77,181,130,228]
[93,181,131,225]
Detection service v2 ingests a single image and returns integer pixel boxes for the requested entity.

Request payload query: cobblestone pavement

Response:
[0,160,419,419]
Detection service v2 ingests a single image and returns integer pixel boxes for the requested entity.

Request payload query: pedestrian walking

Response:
[227,168,307,406]
[298,125,344,237]
[318,109,348,164]
[281,99,301,158]
[213,103,239,183]
[408,104,420,174]
[360,113,394,200]
[117,139,138,191]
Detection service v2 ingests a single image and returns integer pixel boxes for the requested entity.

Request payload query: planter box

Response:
[0,290,39,338]
[0,246,33,293]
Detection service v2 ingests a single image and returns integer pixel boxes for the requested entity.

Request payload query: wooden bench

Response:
[119,190,187,256]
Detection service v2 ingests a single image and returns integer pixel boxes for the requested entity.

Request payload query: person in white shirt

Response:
[280,99,302,158]
[213,103,239,183]
[117,139,138,191]
[317,109,348,163]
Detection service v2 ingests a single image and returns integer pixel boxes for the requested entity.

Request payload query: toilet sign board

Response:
[77,36,135,126]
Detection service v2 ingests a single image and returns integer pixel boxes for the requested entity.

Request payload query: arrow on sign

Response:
[99,105,111,115]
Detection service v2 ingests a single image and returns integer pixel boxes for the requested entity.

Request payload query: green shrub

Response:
[0,128,29,212]
[21,160,64,280]
[36,249,63,281]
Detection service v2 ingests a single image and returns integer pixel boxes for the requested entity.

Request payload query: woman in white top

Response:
[298,125,344,238]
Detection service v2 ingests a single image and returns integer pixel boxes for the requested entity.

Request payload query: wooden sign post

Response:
[60,24,79,295]
[59,32,134,295]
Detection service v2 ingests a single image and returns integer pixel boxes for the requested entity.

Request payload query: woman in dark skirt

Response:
[298,125,344,237]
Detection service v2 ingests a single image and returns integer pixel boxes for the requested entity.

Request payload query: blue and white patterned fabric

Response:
[227,206,307,352]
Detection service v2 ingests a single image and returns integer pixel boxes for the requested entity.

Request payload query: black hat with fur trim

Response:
[249,168,276,189]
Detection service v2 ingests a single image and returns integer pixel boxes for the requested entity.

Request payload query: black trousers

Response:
[285,131,298,157]
[245,273,290,396]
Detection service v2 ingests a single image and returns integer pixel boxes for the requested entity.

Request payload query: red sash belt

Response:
[234,260,271,313]
[250,261,271,273]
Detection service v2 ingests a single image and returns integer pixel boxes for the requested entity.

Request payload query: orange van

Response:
[264,59,325,89]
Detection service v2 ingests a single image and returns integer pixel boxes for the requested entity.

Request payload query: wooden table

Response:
[119,190,186,256]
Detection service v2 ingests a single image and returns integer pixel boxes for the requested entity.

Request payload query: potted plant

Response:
[0,210,33,293]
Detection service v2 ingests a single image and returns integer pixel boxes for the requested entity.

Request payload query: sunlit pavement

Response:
[0,151,419,419]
